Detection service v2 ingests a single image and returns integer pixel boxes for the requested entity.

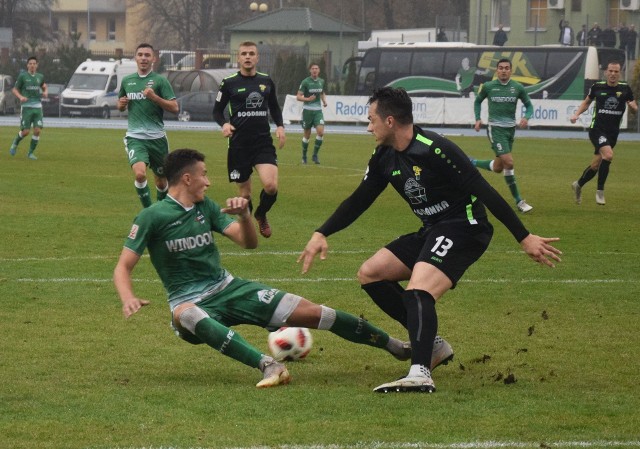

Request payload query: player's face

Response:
[135,47,155,74]
[188,161,210,202]
[26,59,38,74]
[238,45,258,73]
[605,64,621,85]
[367,102,393,146]
[496,62,511,82]
[309,65,320,78]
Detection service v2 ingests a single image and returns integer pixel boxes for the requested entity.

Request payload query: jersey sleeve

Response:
[474,84,486,120]
[205,197,235,234]
[213,80,230,127]
[520,85,534,119]
[123,210,153,255]
[159,77,176,100]
[268,79,284,127]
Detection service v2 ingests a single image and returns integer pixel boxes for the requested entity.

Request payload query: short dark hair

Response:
[27,56,37,63]
[497,58,512,68]
[368,87,413,125]
[607,60,622,69]
[164,149,206,186]
[136,43,154,52]
[308,62,320,69]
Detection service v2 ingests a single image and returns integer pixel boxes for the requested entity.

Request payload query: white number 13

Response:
[430,235,453,257]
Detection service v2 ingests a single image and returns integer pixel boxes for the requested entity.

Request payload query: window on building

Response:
[571,0,581,12]
[89,18,96,40]
[528,0,547,30]
[491,0,511,29]
[70,18,78,34]
[108,18,116,41]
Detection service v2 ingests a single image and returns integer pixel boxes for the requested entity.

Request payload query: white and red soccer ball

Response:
[267,327,313,361]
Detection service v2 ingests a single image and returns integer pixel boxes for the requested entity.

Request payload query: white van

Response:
[61,59,137,118]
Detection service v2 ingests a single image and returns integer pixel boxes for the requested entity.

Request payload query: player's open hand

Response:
[520,234,562,268]
[122,297,150,318]
[297,232,328,274]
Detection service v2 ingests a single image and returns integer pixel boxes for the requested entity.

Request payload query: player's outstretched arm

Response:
[113,248,149,318]
[297,232,328,274]
[519,234,562,268]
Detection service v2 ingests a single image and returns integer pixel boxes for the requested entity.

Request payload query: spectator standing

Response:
[588,22,602,46]
[618,24,629,51]
[627,25,637,59]
[601,26,616,48]
[577,24,588,46]
[559,20,574,46]
[436,28,448,42]
[493,24,508,47]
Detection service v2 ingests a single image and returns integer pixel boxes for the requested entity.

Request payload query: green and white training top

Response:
[298,76,325,111]
[118,71,176,139]
[474,78,533,128]
[15,71,45,108]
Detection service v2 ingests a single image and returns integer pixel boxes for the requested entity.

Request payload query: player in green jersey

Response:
[114,148,415,389]
[296,63,327,164]
[9,56,47,160]
[470,58,534,214]
[118,43,178,208]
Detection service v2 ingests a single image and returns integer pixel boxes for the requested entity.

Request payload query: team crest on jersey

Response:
[128,224,139,239]
[604,97,619,109]
[259,84,267,92]
[412,166,422,180]
[195,210,206,224]
[404,178,427,204]
[230,170,241,180]
[616,91,622,97]
[246,91,264,108]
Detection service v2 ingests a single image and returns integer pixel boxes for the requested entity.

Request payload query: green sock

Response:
[504,173,522,203]
[474,159,493,171]
[135,181,152,208]
[313,137,323,155]
[157,186,168,202]
[329,310,390,349]
[194,318,263,368]
[302,139,309,158]
[12,133,24,147]
[29,137,39,154]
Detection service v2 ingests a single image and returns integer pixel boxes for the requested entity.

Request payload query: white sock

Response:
[408,364,431,378]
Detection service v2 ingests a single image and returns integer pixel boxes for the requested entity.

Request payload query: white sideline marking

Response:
[14,277,639,284]
[104,440,640,449]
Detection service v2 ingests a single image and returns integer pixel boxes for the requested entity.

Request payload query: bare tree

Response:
[1,0,54,40]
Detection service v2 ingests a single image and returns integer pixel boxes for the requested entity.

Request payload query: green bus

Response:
[342,43,626,100]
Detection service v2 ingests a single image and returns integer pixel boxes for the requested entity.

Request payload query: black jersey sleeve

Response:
[213,84,229,127]
[316,179,385,237]
[268,80,284,127]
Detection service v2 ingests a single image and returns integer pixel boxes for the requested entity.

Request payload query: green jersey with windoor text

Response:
[474,78,533,128]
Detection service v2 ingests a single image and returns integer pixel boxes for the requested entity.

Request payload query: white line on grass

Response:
[105,439,640,449]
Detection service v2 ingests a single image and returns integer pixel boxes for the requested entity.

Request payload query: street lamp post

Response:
[249,2,268,13]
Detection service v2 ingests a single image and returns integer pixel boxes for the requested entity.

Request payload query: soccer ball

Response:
[267,327,313,361]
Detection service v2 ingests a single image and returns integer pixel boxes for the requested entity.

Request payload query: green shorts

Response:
[20,107,44,130]
[124,136,169,177]
[301,109,325,130]
[486,125,515,156]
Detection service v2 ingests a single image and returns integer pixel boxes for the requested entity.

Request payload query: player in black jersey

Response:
[570,61,637,206]
[298,87,562,393]
[213,41,286,238]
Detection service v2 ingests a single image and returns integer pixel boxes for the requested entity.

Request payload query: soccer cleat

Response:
[596,190,606,205]
[312,154,320,164]
[255,213,272,238]
[9,145,17,156]
[301,156,307,164]
[374,373,435,393]
[431,336,454,370]
[516,199,533,213]
[572,181,582,205]
[256,359,291,388]
[27,153,38,160]
[468,156,477,165]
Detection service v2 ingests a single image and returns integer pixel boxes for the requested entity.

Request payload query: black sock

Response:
[361,281,407,328]
[597,160,611,190]
[254,189,277,217]
[402,289,437,367]
[578,166,597,187]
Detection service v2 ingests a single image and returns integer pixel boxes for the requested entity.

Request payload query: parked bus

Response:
[342,43,626,100]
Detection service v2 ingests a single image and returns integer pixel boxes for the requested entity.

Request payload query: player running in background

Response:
[570,61,637,206]
[213,41,285,239]
[118,43,178,208]
[296,62,327,164]
[470,58,534,213]
[114,148,415,389]
[9,56,47,160]
[299,87,561,394]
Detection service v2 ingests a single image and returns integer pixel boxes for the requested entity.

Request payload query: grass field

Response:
[1,126,639,449]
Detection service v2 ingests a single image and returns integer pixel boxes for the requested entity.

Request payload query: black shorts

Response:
[589,129,618,154]
[227,143,278,183]
[385,219,494,288]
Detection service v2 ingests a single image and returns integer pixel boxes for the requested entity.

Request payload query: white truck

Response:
[61,59,137,118]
